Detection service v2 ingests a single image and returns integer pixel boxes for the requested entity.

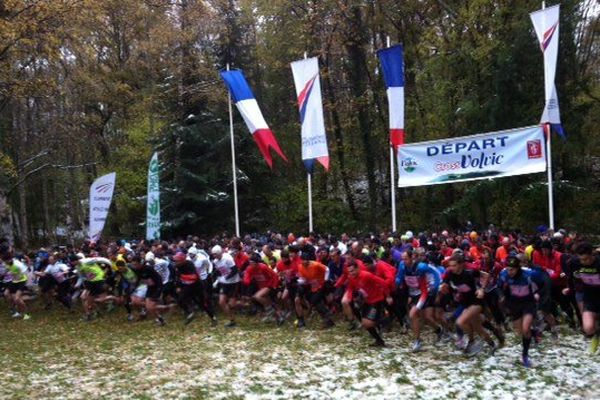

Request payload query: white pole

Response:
[308,172,313,233]
[546,124,555,230]
[386,36,397,233]
[227,63,240,237]
[540,1,554,230]
[303,52,313,234]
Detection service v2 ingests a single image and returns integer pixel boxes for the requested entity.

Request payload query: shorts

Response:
[457,295,483,308]
[507,301,537,321]
[297,286,326,307]
[84,280,105,296]
[537,287,553,314]
[284,283,298,300]
[8,281,26,294]
[410,293,437,309]
[575,291,584,304]
[583,293,600,314]
[146,284,163,300]
[361,301,385,321]
[118,280,135,297]
[219,282,240,298]
[39,276,56,293]
[162,281,176,299]
[242,282,258,297]
[132,284,148,299]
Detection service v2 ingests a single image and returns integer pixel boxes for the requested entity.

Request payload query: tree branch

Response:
[6,162,98,195]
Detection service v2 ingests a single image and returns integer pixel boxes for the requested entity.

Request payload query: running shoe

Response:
[465,340,483,357]
[127,314,135,322]
[322,319,335,329]
[488,342,498,356]
[210,317,218,327]
[155,317,166,326]
[522,356,532,368]
[22,314,31,321]
[11,312,22,318]
[261,308,276,323]
[224,320,237,328]
[184,312,196,325]
[412,339,423,353]
[590,335,600,354]
[347,321,360,331]
[295,319,306,329]
[370,340,386,348]
[82,314,93,322]
[439,331,453,343]
[455,337,467,351]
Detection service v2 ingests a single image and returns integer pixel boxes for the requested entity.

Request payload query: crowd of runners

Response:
[1,226,599,368]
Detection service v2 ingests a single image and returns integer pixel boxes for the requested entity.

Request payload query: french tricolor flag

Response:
[377,44,405,150]
[220,69,288,169]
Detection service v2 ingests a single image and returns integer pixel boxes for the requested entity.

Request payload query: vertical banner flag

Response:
[290,57,330,172]
[530,4,564,138]
[89,172,116,242]
[146,152,160,241]
[377,44,405,150]
[220,69,288,169]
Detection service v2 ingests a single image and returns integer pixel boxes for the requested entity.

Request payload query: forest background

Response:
[0,0,598,247]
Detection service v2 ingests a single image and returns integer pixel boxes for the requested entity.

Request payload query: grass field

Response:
[1,302,599,400]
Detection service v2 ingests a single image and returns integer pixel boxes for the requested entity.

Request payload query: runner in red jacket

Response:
[244,253,283,324]
[346,260,391,347]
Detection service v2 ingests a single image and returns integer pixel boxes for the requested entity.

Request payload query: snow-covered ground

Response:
[1,311,599,399]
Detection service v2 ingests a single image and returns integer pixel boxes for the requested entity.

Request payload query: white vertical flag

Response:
[146,152,160,240]
[290,57,330,172]
[89,172,116,242]
[530,4,563,132]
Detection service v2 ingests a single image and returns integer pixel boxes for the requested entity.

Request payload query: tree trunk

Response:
[344,5,377,228]
[322,58,358,220]
[13,100,29,247]
[0,193,14,244]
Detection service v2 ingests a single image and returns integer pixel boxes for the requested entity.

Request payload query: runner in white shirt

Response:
[187,247,217,325]
[212,245,239,327]
[35,254,71,309]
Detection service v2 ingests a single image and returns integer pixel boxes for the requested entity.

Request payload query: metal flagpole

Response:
[386,36,397,233]
[545,123,555,230]
[304,52,313,233]
[541,1,555,230]
[227,63,240,237]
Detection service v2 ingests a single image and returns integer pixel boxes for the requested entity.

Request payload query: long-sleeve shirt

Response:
[298,261,327,292]
[373,260,397,293]
[243,263,279,289]
[335,258,365,288]
[532,250,567,286]
[497,268,544,303]
[346,270,389,305]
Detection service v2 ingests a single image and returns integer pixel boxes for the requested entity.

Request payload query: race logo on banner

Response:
[89,172,116,241]
[530,5,561,125]
[397,126,546,187]
[146,152,160,241]
[290,57,330,172]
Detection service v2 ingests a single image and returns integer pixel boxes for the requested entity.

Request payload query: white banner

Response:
[290,57,330,170]
[89,172,116,241]
[530,5,561,124]
[397,126,546,188]
[146,152,160,241]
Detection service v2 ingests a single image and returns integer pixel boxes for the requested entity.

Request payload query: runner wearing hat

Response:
[212,245,239,327]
